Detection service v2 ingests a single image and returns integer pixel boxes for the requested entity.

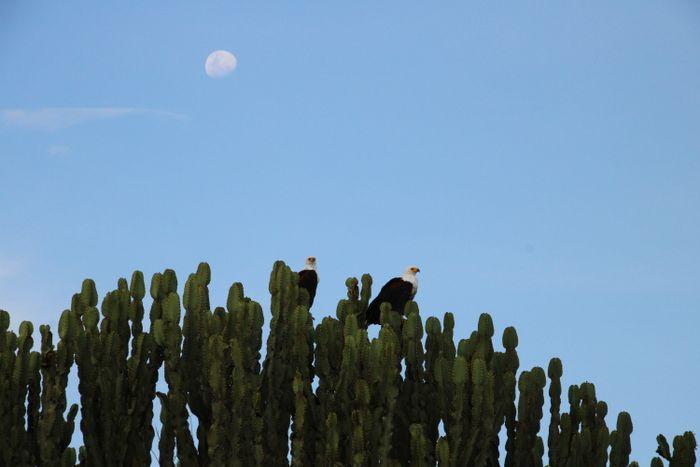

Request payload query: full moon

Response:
[205,50,238,78]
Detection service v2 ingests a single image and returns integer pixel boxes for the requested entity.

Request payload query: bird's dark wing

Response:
[366,278,413,325]
[298,270,318,307]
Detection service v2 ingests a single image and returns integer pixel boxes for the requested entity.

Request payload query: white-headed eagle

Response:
[298,256,318,307]
[366,266,420,325]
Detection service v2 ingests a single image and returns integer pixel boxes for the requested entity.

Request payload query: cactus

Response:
[392,301,429,464]
[70,273,163,466]
[0,265,695,466]
[158,282,198,465]
[0,317,41,465]
[501,326,520,467]
[436,436,450,466]
[656,431,697,467]
[260,260,312,465]
[181,263,215,465]
[315,275,404,466]
[288,303,317,466]
[547,357,563,466]
[225,281,265,465]
[373,322,402,464]
[35,322,79,464]
[511,367,547,467]
[410,423,429,466]
[610,411,634,467]
[547,375,611,467]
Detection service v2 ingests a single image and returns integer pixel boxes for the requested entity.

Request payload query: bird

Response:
[298,256,319,307]
[366,266,420,325]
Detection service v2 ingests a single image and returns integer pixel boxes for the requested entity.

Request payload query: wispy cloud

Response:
[0,107,186,131]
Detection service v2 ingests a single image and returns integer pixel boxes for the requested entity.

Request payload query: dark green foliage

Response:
[0,263,695,466]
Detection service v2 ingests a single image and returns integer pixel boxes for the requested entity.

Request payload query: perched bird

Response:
[298,256,319,307]
[366,266,420,325]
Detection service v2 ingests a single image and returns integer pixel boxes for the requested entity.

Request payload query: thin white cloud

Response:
[0,107,186,131]
[47,144,70,156]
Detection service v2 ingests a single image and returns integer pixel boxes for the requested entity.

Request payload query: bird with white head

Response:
[298,256,318,307]
[366,265,420,326]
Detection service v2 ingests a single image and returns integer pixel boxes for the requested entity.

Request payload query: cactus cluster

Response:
[0,261,696,466]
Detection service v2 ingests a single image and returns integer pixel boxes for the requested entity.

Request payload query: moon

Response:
[205,50,238,78]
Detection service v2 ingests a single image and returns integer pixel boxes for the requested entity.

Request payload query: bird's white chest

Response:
[402,274,418,295]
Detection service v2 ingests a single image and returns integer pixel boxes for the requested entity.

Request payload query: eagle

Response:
[298,256,318,307]
[366,266,420,325]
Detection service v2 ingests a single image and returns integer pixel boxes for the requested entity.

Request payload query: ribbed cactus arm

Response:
[547,357,563,466]
[610,411,634,467]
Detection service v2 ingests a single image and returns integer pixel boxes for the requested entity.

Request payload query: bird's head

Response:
[304,256,317,270]
[405,266,420,276]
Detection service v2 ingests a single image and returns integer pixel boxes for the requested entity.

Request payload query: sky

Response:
[1,1,699,463]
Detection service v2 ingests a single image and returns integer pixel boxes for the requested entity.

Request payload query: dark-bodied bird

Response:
[366,266,420,325]
[298,256,319,307]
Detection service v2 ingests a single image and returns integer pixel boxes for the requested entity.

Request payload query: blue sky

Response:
[1,1,699,463]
